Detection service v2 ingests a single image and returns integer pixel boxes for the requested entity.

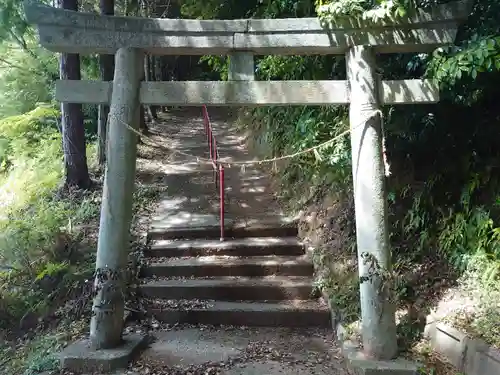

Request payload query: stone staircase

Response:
[139,220,331,327]
[137,110,330,328]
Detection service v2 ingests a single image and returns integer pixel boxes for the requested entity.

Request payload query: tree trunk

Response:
[154,56,162,82]
[142,54,157,121]
[97,0,115,166]
[139,104,148,139]
[137,54,149,139]
[147,55,161,117]
[139,0,158,121]
[160,56,170,81]
[59,0,91,190]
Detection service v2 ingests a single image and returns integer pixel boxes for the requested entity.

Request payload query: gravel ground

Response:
[128,324,349,375]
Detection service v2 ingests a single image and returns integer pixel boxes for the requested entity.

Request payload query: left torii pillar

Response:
[91,46,142,349]
[61,47,147,372]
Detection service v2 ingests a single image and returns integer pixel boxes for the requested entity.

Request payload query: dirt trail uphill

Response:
[126,109,350,375]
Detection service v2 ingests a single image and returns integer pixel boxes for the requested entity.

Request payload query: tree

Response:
[97,0,115,166]
[0,0,31,53]
[139,0,157,127]
[59,0,91,189]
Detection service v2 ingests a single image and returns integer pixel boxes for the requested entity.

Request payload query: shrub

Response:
[0,106,99,324]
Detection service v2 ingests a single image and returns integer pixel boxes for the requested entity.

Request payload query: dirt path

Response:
[130,325,347,375]
[128,109,349,375]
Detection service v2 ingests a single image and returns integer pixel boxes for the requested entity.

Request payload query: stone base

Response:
[343,343,418,375]
[60,333,148,373]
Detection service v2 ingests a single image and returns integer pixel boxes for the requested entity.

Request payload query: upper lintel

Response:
[23,0,472,55]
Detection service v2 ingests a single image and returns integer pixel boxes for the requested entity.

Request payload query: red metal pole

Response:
[203,105,209,145]
[213,138,218,189]
[219,164,225,241]
[202,106,206,132]
[213,138,217,161]
[208,129,213,160]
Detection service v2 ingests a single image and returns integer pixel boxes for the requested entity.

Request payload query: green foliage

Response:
[247,105,352,202]
[200,55,229,81]
[180,0,260,19]
[0,107,99,325]
[0,107,62,206]
[35,261,70,282]
[0,106,59,139]
[438,205,500,275]
[0,0,32,47]
[428,36,500,87]
[316,0,414,23]
[0,43,59,118]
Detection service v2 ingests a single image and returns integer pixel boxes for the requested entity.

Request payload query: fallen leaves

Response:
[130,332,339,375]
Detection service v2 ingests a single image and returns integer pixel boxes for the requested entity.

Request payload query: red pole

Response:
[208,129,213,160]
[213,138,217,161]
[213,138,218,189]
[202,106,206,132]
[203,105,209,146]
[219,164,225,241]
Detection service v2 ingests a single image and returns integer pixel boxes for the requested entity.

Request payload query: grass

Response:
[0,319,88,375]
[446,259,500,349]
[0,106,99,293]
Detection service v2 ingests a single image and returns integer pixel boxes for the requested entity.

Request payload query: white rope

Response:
[118,107,389,170]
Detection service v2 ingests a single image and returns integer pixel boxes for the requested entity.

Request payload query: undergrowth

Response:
[239,101,500,375]
[0,106,101,329]
[0,106,161,374]
[239,96,500,351]
[0,319,88,375]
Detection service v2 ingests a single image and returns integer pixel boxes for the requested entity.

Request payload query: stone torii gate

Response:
[24,0,470,372]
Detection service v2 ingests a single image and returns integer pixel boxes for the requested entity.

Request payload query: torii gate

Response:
[24,0,470,371]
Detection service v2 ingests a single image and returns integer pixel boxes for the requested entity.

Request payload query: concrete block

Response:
[424,319,500,375]
[429,323,467,369]
[423,315,436,339]
[60,333,147,373]
[346,349,419,375]
[465,338,500,375]
[228,52,254,81]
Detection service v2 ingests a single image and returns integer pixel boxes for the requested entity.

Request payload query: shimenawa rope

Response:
[117,105,390,175]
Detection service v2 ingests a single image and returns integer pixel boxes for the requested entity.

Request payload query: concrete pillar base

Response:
[60,333,148,373]
[343,341,419,375]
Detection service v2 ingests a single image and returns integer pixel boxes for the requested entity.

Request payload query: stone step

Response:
[148,300,331,327]
[140,276,317,301]
[141,255,313,278]
[144,237,304,258]
[148,218,298,241]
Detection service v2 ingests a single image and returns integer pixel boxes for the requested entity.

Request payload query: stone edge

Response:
[423,315,500,375]
[323,292,500,375]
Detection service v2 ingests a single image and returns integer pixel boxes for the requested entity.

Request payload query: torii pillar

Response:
[347,45,398,360]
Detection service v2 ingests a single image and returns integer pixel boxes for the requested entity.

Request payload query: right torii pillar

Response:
[347,45,397,360]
